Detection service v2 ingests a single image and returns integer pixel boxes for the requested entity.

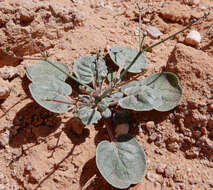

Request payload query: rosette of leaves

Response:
[119,72,182,111]
[96,134,147,189]
[73,55,108,84]
[108,46,147,73]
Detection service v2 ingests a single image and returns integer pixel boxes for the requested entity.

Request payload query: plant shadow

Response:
[31,117,90,190]
[9,102,61,148]
[63,117,90,145]
[79,157,118,190]
[21,74,31,97]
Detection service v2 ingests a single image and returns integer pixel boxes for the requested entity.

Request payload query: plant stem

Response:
[138,7,142,50]
[44,59,93,91]
[143,22,194,52]
[119,16,206,81]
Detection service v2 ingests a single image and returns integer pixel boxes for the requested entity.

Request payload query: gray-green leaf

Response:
[139,72,182,111]
[74,56,108,84]
[108,46,147,73]
[26,61,70,81]
[75,107,101,125]
[29,75,72,113]
[119,72,182,112]
[96,134,146,189]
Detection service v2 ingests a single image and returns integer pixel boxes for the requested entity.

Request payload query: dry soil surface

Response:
[0,0,213,190]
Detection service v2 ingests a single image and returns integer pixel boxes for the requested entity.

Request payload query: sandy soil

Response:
[0,0,213,190]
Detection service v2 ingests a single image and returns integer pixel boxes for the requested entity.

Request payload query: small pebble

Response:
[185,30,201,48]
[208,103,213,112]
[0,185,5,190]
[190,0,200,5]
[146,121,155,132]
[156,164,166,174]
[0,66,18,80]
[115,123,129,137]
[26,162,33,171]
[146,172,162,183]
[174,170,185,182]
[154,149,164,155]
[148,133,158,143]
[209,181,213,188]
[199,4,207,10]
[164,166,174,178]
[188,178,201,185]
[146,26,163,39]
[167,142,180,152]
[0,78,11,100]
[0,130,10,146]
[185,147,200,159]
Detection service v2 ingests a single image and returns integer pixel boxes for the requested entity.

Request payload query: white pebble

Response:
[185,30,201,47]
[146,26,163,39]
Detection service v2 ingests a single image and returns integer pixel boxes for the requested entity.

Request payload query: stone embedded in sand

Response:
[148,133,158,143]
[146,121,155,132]
[188,0,200,5]
[146,26,163,39]
[0,66,18,80]
[164,166,174,178]
[209,181,213,188]
[199,4,207,10]
[156,164,166,174]
[18,7,35,23]
[167,142,180,152]
[0,130,10,146]
[0,78,11,100]
[185,30,201,47]
[160,1,191,24]
[185,147,200,159]
[115,123,129,137]
[146,172,162,183]
[174,170,185,182]
[67,118,84,135]
[208,103,213,112]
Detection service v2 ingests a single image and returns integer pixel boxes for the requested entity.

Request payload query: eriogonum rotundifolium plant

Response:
[3,11,209,189]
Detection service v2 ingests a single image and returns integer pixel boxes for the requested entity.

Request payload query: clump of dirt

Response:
[0,0,84,66]
[0,0,213,190]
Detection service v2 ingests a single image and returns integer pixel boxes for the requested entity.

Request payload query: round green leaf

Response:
[139,72,182,111]
[26,61,70,81]
[75,107,101,125]
[74,56,108,84]
[108,46,147,73]
[96,134,146,189]
[29,75,72,113]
